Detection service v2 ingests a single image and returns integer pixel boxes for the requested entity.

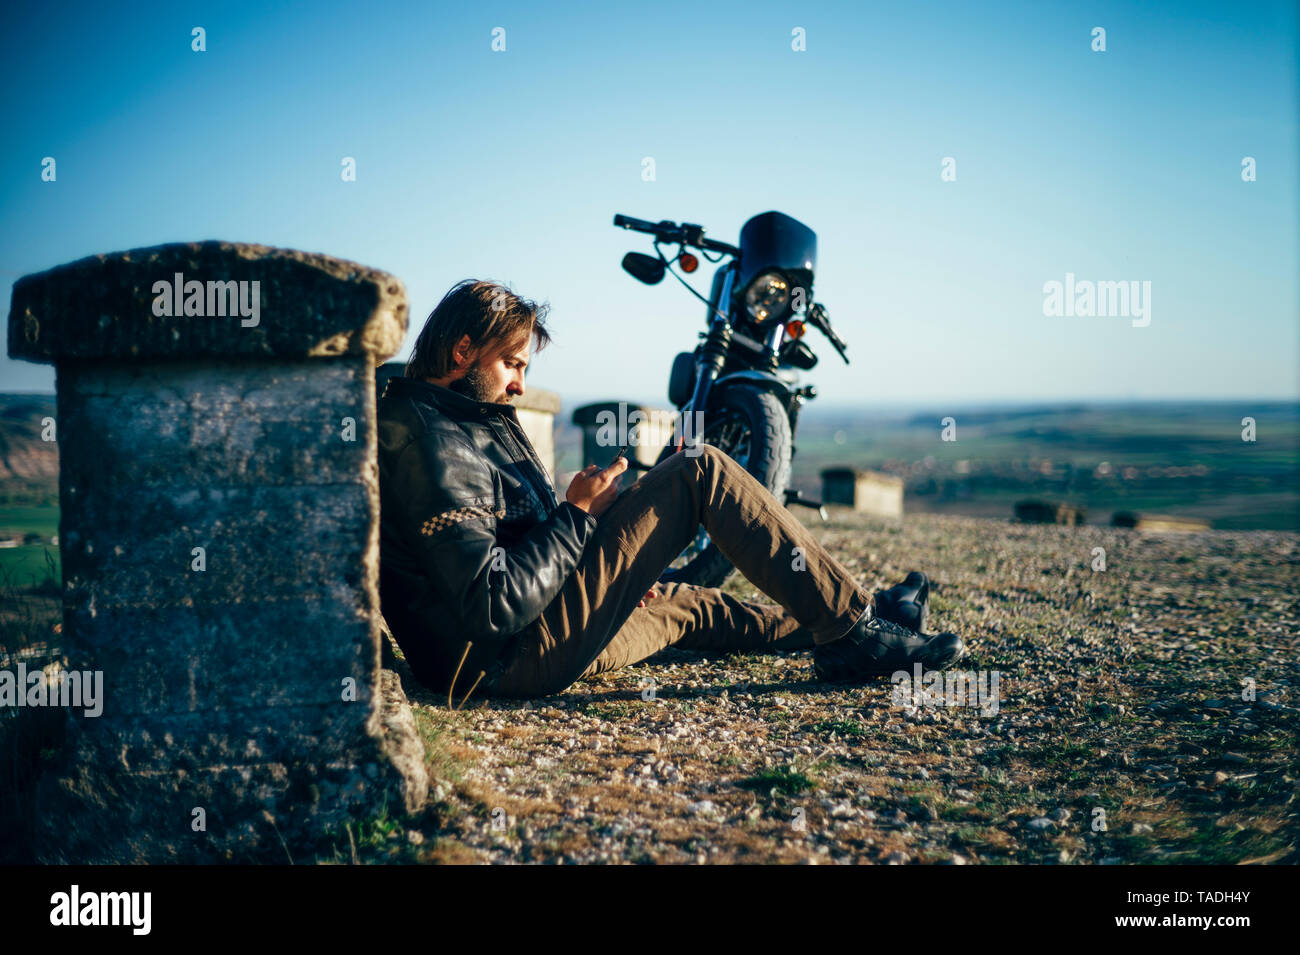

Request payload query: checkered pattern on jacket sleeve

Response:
[417,489,551,539]
[418,501,505,538]
[499,495,549,524]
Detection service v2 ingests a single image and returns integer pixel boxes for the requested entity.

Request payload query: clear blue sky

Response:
[2,0,1296,406]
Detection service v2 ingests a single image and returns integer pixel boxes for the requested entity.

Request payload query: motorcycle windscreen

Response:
[734,211,817,297]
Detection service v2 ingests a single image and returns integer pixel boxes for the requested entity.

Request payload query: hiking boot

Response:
[813,605,965,683]
[873,571,930,633]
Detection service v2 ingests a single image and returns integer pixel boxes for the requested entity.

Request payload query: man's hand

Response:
[636,584,661,608]
[565,456,628,518]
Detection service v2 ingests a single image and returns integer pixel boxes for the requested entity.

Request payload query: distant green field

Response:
[896,487,1298,530]
[0,505,60,590]
[787,402,1300,531]
[556,400,1300,532]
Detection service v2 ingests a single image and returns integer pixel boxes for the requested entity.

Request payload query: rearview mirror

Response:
[621,252,666,285]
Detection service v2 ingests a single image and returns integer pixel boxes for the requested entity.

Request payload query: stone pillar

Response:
[513,388,563,485]
[7,241,428,863]
[1111,511,1207,532]
[1014,499,1086,526]
[571,401,678,479]
[821,467,905,519]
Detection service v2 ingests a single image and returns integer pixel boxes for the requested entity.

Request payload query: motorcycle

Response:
[613,210,851,588]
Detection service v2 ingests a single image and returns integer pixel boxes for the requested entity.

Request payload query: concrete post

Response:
[571,401,678,479]
[7,241,428,863]
[821,467,905,519]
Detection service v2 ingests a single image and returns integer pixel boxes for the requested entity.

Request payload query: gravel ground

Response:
[356,510,1298,865]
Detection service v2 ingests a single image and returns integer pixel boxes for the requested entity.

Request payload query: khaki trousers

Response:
[492,444,873,698]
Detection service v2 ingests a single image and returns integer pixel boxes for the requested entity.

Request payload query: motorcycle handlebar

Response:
[613,214,741,257]
[807,302,850,364]
[613,213,660,234]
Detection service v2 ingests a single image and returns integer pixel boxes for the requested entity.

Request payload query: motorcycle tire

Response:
[654,386,793,589]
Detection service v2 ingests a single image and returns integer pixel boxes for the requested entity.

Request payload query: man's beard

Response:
[448,363,506,404]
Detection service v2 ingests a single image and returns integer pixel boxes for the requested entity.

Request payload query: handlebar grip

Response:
[613,213,660,234]
[809,303,848,351]
[614,213,741,257]
[700,237,740,255]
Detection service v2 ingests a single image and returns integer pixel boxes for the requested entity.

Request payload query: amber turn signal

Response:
[785,319,805,338]
[678,252,698,273]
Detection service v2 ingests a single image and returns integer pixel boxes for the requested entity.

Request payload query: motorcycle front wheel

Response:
[653,386,792,589]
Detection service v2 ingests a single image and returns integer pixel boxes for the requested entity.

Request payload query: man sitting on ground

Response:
[377,279,965,704]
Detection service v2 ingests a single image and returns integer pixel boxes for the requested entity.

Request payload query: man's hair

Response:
[404,279,551,380]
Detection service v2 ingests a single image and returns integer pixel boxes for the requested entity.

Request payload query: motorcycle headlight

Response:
[744,271,790,324]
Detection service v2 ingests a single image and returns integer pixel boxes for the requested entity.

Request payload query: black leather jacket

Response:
[376,376,597,698]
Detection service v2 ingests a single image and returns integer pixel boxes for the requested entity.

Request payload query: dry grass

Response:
[393,510,1299,864]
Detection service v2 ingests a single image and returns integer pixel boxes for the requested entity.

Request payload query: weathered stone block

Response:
[572,401,678,476]
[1015,499,1086,525]
[1112,511,1210,532]
[822,467,905,519]
[7,242,427,863]
[9,241,406,363]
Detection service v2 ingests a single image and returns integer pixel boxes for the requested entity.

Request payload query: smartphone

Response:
[607,445,629,467]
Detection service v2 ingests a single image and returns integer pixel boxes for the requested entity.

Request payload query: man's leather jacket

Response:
[376,376,598,698]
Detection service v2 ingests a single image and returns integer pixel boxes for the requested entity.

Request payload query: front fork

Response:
[675,270,824,517]
[677,266,736,451]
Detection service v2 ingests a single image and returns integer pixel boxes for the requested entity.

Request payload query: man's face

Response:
[447,337,529,405]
